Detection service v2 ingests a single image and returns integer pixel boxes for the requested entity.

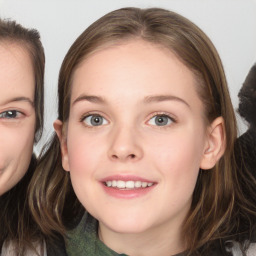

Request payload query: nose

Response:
[107,125,143,162]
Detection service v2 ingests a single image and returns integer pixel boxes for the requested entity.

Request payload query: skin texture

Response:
[55,40,224,256]
[0,42,35,195]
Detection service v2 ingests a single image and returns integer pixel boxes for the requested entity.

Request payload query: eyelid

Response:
[146,112,177,126]
[0,110,24,119]
[80,112,110,127]
[80,111,108,121]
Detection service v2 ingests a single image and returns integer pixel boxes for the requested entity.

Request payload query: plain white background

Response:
[1,0,256,153]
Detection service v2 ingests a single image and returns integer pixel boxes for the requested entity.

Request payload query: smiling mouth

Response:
[104,180,154,189]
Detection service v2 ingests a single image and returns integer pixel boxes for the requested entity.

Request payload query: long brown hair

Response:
[29,7,255,254]
[0,19,45,254]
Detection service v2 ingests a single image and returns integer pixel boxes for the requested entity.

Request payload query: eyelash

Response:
[79,112,177,128]
[80,112,109,128]
[0,110,24,120]
[147,112,177,127]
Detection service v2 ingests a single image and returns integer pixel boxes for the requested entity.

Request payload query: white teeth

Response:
[142,182,147,188]
[126,181,135,189]
[105,180,154,189]
[135,181,141,188]
[117,180,125,188]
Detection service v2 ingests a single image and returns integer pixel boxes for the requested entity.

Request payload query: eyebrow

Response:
[144,95,190,108]
[72,95,106,106]
[72,94,190,108]
[1,97,34,107]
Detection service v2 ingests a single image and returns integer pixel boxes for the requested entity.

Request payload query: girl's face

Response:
[0,43,35,195]
[56,40,223,242]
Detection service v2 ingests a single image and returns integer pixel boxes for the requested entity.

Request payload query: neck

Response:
[98,220,185,256]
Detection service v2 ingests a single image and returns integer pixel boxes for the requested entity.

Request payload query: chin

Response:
[98,213,152,234]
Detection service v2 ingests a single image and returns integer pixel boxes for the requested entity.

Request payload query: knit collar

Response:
[66,212,126,256]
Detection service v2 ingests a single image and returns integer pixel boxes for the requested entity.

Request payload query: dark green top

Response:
[65,212,185,256]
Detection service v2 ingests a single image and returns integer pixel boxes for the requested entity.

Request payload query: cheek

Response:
[67,129,104,177]
[150,133,202,211]
[19,119,36,154]
[66,129,104,207]
[148,126,205,182]
[0,124,34,161]
[0,121,35,194]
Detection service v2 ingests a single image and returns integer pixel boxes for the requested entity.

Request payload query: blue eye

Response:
[0,110,21,119]
[148,114,173,126]
[82,114,108,126]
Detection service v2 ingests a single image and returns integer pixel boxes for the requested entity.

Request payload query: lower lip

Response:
[101,183,155,199]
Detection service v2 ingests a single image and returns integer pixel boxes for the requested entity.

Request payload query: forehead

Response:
[71,40,200,104]
[0,42,35,101]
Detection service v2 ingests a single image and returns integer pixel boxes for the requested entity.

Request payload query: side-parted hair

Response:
[29,7,256,255]
[0,19,45,254]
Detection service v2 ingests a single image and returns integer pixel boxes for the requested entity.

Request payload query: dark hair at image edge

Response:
[234,63,256,246]
[0,19,45,255]
[29,7,256,255]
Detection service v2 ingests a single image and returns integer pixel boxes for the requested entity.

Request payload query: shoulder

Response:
[1,240,47,256]
[225,241,256,256]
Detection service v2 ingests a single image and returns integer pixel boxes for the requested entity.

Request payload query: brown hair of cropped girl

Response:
[0,19,45,255]
[30,7,255,255]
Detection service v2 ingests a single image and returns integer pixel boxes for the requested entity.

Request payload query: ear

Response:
[53,119,70,172]
[200,117,226,170]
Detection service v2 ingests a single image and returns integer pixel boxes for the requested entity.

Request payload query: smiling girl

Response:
[30,7,256,256]
[0,19,45,255]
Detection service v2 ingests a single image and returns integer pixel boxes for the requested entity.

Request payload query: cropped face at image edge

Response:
[0,43,35,195]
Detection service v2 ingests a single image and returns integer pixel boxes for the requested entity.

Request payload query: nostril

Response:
[111,153,136,160]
